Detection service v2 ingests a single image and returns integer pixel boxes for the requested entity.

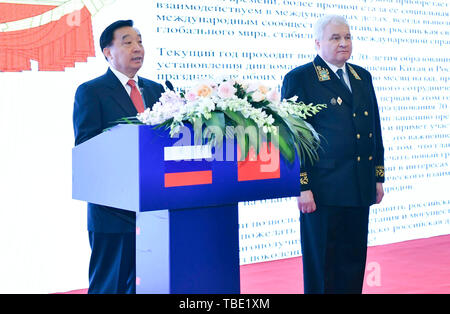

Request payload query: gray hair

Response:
[313,15,350,40]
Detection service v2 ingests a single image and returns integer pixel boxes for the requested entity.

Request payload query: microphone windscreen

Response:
[165,80,174,91]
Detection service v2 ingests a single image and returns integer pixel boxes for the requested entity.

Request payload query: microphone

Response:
[165,80,174,91]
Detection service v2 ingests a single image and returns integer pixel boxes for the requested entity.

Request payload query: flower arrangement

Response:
[125,80,326,164]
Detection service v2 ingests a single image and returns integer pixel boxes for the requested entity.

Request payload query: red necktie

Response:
[127,79,145,113]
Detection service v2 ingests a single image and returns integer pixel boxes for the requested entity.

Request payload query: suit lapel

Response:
[138,77,161,110]
[313,55,352,105]
[103,69,138,117]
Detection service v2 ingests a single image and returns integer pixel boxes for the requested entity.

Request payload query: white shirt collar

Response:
[320,58,352,92]
[322,59,347,75]
[109,66,139,87]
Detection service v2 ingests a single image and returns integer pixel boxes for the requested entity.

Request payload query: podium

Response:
[72,124,299,293]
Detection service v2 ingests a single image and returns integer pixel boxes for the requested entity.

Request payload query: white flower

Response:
[135,80,321,148]
[288,95,298,102]
[246,82,259,93]
[252,90,266,102]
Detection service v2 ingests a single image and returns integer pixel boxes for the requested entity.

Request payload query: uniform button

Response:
[357,156,361,162]
[369,156,373,161]
[353,113,357,118]
[364,111,369,116]
[356,134,361,139]
[369,133,373,138]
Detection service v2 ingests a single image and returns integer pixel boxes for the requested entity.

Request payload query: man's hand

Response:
[297,190,316,214]
[376,182,384,204]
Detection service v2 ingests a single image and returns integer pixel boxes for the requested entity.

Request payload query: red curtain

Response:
[0,4,95,72]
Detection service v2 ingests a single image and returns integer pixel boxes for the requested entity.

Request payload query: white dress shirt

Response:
[109,66,142,96]
[323,60,352,92]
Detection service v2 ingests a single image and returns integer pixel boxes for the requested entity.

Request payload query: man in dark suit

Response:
[73,20,165,294]
[281,15,385,294]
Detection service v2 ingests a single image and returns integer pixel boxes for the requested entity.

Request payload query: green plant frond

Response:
[205,112,226,134]
[261,107,308,163]
[192,117,204,145]
[223,109,246,126]
[276,128,296,164]
[204,112,226,149]
[234,126,249,161]
[115,116,141,125]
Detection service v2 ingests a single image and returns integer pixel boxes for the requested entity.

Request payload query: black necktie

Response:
[336,69,351,93]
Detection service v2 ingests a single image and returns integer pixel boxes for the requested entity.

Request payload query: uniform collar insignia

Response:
[348,64,362,80]
[313,62,331,81]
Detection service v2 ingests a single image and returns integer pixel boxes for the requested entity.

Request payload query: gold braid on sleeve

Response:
[376,166,385,178]
[300,172,309,185]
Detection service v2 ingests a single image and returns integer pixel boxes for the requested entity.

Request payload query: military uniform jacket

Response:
[281,55,385,207]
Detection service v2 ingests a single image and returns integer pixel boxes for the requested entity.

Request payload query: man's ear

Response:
[103,47,112,61]
[314,39,321,51]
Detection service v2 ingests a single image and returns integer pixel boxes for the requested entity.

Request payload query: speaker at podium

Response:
[72,124,299,293]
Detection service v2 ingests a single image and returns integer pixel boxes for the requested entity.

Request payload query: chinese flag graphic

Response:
[0,0,111,71]
[237,142,281,182]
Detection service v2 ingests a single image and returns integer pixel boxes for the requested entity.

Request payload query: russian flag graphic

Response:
[163,145,213,188]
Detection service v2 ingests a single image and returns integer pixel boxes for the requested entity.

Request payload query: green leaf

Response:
[223,110,255,160]
[204,112,225,134]
[261,107,299,161]
[115,116,141,125]
[204,112,226,149]
[192,117,204,145]
[272,125,296,164]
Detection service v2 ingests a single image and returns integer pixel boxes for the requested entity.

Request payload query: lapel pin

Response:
[337,97,343,105]
[330,98,337,105]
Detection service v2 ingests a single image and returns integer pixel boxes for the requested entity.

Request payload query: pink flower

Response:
[185,90,198,102]
[217,81,237,99]
[267,89,280,103]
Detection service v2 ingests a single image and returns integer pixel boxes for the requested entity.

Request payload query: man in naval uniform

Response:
[281,15,385,294]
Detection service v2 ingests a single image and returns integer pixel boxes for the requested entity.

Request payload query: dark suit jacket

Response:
[73,68,165,233]
[281,55,384,207]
